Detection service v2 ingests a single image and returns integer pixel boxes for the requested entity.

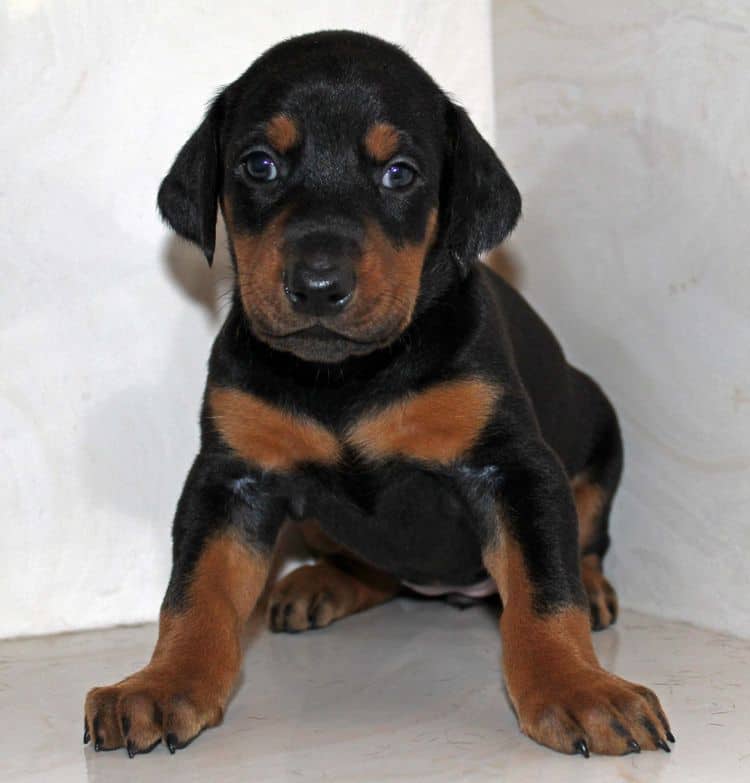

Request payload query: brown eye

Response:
[381,161,416,189]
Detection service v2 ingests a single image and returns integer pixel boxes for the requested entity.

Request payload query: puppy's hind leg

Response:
[268,522,399,633]
[571,375,624,631]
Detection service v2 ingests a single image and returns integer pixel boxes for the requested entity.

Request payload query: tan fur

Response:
[298,519,346,555]
[85,534,268,751]
[224,202,438,351]
[484,533,669,755]
[209,386,342,471]
[268,556,399,632]
[225,205,294,337]
[364,121,400,161]
[571,473,606,551]
[326,209,438,347]
[347,377,501,464]
[581,553,618,629]
[266,113,299,152]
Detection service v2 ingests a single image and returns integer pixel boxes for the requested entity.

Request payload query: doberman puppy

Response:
[84,31,674,759]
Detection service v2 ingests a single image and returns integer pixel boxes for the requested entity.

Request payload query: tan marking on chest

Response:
[209,386,341,471]
[346,378,501,464]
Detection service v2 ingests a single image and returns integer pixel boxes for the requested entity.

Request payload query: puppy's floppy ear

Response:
[442,101,521,276]
[157,95,224,265]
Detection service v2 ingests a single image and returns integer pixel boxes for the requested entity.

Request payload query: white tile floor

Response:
[1,599,748,782]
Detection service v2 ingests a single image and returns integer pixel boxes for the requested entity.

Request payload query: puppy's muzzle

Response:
[283,231,359,317]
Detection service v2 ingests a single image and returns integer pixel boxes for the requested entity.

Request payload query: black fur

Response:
[443,104,521,276]
[157,31,620,619]
[84,33,683,763]
[157,95,224,264]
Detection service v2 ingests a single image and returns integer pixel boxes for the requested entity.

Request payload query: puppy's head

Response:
[158,31,520,363]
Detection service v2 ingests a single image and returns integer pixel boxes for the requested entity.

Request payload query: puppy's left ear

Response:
[442,102,521,276]
[157,95,224,265]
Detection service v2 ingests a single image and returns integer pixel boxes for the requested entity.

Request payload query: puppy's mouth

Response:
[254,322,396,363]
[271,324,375,344]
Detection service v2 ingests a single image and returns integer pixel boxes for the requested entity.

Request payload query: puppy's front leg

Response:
[84,456,283,756]
[480,442,674,756]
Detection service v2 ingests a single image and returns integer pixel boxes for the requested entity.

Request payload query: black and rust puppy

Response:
[84,31,674,758]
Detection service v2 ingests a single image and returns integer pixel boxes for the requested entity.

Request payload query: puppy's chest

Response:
[210,380,501,583]
[208,377,500,471]
[308,462,488,585]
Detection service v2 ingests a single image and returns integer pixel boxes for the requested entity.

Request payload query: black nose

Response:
[284,259,355,315]
[283,229,358,318]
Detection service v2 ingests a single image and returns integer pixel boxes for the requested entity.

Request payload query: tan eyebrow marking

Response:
[265,114,300,153]
[364,122,400,162]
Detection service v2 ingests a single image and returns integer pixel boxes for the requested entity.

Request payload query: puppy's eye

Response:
[381,161,416,189]
[243,150,278,182]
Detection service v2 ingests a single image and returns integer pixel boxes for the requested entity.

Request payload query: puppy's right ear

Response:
[157,95,224,265]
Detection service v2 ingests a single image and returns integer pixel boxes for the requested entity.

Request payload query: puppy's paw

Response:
[516,669,674,756]
[268,562,355,633]
[581,556,618,631]
[84,669,222,756]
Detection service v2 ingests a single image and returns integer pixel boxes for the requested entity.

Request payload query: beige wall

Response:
[492,1,750,637]
[3,0,748,640]
[0,0,494,638]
